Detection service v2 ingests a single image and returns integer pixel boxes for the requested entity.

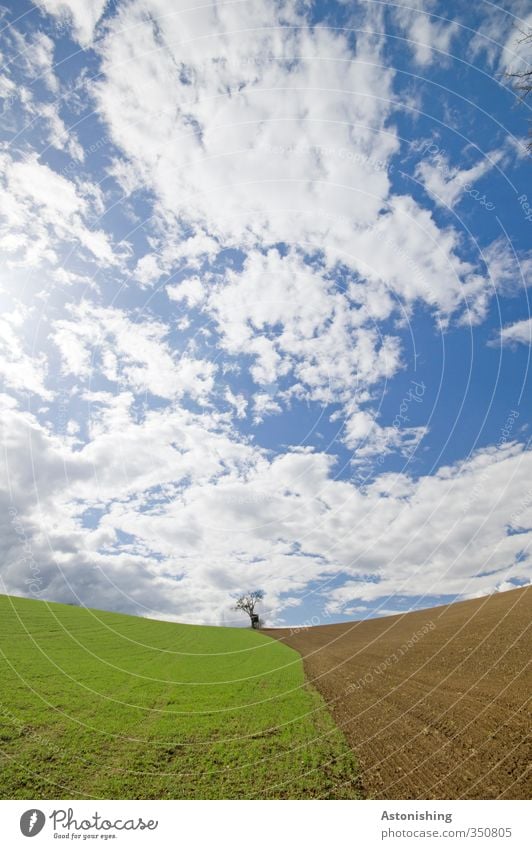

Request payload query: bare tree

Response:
[507,31,532,149]
[234,590,265,628]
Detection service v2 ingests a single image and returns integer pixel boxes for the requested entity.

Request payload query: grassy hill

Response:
[0,594,359,799]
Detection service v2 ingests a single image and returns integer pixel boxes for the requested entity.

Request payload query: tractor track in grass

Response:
[264,586,531,799]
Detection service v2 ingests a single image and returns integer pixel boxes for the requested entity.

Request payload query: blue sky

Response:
[0,0,531,626]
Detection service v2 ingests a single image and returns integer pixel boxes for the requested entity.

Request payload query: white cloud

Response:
[37,102,85,161]
[253,392,282,424]
[1,0,531,628]
[0,73,16,102]
[134,254,164,288]
[344,194,492,322]
[206,248,403,402]
[133,233,220,288]
[499,11,532,75]
[415,150,501,209]
[52,303,216,402]
[90,0,512,348]
[13,30,59,92]
[498,317,532,346]
[225,388,247,419]
[341,408,427,462]
[175,246,408,441]
[1,393,530,624]
[393,0,459,66]
[483,237,532,296]
[0,153,116,267]
[95,0,397,250]
[39,0,109,47]
[167,276,205,307]
[0,309,52,400]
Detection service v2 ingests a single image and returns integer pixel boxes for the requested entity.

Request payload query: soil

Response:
[264,587,531,799]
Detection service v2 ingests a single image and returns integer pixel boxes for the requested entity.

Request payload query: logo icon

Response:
[20,810,46,837]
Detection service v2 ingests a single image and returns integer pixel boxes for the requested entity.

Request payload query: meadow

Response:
[0,594,360,799]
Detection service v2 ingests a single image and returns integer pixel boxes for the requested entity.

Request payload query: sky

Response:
[0,0,531,627]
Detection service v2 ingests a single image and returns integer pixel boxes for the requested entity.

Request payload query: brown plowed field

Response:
[264,587,531,799]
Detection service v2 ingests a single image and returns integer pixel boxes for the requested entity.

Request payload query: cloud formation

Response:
[0,0,530,624]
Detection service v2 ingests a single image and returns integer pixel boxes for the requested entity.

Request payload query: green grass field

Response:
[0,594,359,799]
